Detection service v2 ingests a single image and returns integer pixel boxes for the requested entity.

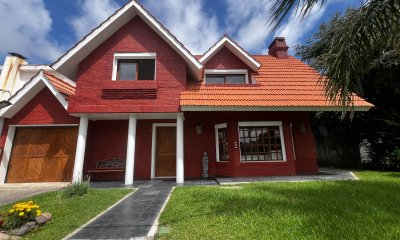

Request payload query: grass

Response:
[0,188,133,240]
[157,171,400,240]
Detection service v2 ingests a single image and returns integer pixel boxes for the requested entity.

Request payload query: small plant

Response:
[1,201,42,230]
[62,176,90,198]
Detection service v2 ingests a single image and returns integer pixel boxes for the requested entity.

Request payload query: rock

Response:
[10,236,21,240]
[9,225,30,237]
[34,215,48,225]
[24,221,36,230]
[0,232,11,240]
[41,212,52,221]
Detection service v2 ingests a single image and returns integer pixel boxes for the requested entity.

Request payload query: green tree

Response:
[270,0,400,111]
[296,11,400,169]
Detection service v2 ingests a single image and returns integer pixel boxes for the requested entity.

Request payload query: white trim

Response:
[52,1,202,79]
[151,123,177,179]
[112,52,157,81]
[176,113,184,184]
[181,106,372,112]
[214,123,228,162]
[0,71,69,118]
[199,36,261,71]
[0,124,79,184]
[204,69,249,84]
[237,121,287,162]
[0,126,16,183]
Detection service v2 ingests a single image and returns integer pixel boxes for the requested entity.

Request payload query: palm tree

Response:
[269,0,400,111]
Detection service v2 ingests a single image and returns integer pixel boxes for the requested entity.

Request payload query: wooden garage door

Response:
[6,127,78,183]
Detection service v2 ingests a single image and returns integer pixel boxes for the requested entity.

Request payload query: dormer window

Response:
[204,69,249,84]
[112,53,156,81]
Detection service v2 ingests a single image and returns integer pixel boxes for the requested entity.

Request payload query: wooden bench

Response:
[87,158,126,181]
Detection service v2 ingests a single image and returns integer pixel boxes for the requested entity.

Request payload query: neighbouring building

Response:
[0,1,372,184]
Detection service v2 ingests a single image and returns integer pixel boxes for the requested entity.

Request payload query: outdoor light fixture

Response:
[0,89,12,109]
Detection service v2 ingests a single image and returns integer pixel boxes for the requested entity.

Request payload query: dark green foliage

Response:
[295,9,400,169]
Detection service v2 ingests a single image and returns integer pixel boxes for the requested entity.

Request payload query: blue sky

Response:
[0,0,362,64]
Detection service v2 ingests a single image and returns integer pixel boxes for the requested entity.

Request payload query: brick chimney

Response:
[268,37,289,59]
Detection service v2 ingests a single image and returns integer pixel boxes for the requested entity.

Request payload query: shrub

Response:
[1,201,41,230]
[62,176,90,199]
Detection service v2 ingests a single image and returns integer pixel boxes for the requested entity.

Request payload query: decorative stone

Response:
[10,236,22,240]
[10,225,30,236]
[41,212,52,221]
[25,221,36,230]
[34,215,48,225]
[0,232,11,240]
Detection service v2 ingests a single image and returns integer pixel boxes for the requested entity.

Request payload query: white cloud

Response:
[69,0,120,40]
[224,0,274,53]
[142,0,222,54]
[274,3,328,51]
[0,0,64,63]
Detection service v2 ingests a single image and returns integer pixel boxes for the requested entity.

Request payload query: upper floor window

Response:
[112,53,156,81]
[204,69,248,84]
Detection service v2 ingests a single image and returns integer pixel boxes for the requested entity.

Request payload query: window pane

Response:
[239,125,284,161]
[226,75,245,84]
[217,128,229,161]
[118,62,137,80]
[138,59,155,80]
[206,75,224,84]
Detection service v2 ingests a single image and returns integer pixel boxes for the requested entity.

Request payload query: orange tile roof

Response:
[43,71,76,99]
[180,55,373,109]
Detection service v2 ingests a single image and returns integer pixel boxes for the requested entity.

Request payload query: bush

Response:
[0,201,42,230]
[62,177,90,199]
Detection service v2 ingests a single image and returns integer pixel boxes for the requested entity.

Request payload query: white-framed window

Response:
[215,123,229,162]
[112,53,156,81]
[238,121,287,162]
[204,69,249,84]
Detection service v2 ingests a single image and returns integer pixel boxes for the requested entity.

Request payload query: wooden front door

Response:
[6,127,78,183]
[155,127,176,177]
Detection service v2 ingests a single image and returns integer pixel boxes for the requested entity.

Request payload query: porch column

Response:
[176,113,184,185]
[125,114,137,185]
[72,115,89,183]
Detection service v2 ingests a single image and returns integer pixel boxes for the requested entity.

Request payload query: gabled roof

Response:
[0,70,75,118]
[181,55,373,111]
[51,0,202,79]
[199,36,261,71]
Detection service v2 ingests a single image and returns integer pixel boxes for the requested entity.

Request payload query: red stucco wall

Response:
[69,16,187,113]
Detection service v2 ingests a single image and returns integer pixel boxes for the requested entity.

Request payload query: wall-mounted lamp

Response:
[0,89,12,109]
[195,125,203,134]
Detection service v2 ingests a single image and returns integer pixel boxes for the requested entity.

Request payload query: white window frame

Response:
[238,121,287,162]
[215,123,228,162]
[204,69,249,84]
[112,52,157,81]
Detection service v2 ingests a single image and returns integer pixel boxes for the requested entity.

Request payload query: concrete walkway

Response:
[216,168,358,185]
[68,181,176,240]
[0,183,68,206]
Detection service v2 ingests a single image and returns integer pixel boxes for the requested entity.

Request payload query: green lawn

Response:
[1,188,133,240]
[158,171,400,240]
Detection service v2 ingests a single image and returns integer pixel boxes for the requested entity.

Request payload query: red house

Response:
[0,1,372,184]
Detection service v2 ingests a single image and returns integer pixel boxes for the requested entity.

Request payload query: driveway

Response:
[0,183,68,206]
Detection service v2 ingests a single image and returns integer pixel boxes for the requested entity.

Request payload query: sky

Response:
[0,0,363,64]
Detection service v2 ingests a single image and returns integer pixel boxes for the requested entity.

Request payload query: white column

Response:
[72,115,89,183]
[125,114,137,185]
[176,113,184,185]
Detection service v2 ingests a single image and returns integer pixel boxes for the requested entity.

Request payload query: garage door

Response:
[6,127,78,183]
